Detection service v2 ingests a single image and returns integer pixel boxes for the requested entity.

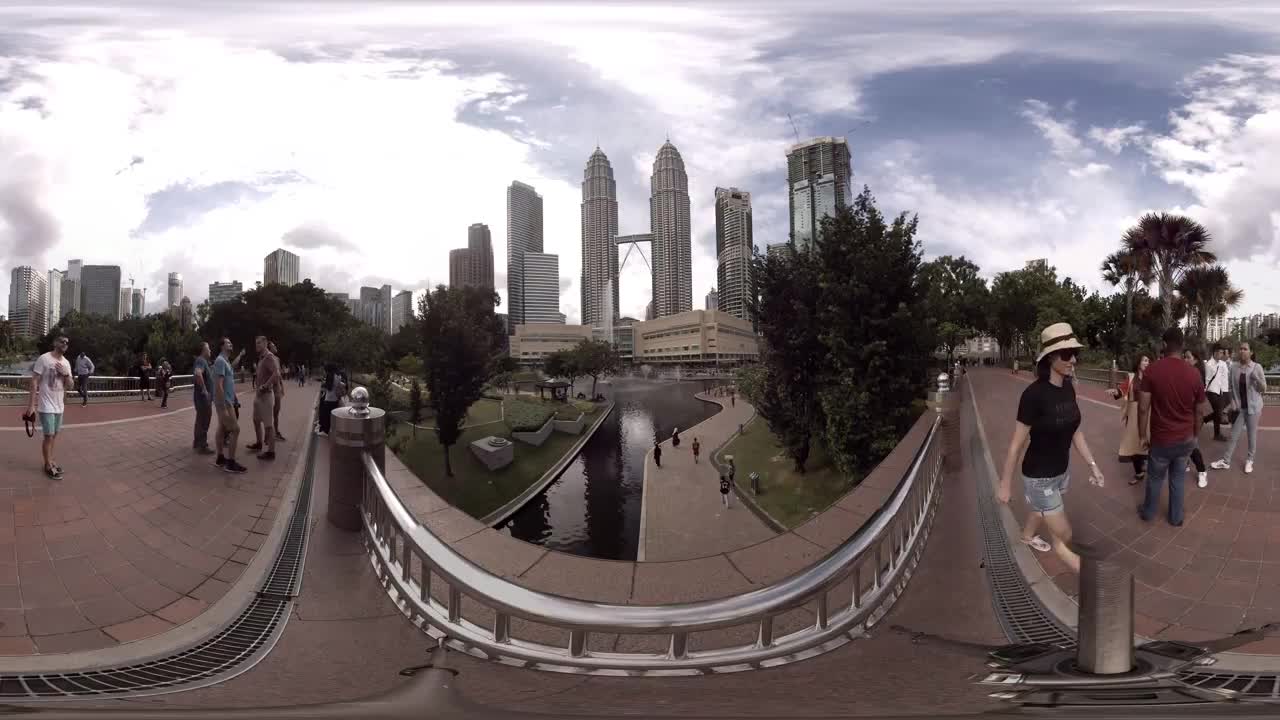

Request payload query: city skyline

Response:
[3,3,1280,322]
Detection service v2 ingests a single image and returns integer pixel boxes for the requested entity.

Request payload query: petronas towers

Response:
[580,141,692,325]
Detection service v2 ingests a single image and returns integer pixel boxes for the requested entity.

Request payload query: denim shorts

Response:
[38,412,63,436]
[1022,471,1070,514]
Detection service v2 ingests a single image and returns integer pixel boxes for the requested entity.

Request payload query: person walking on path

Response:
[316,363,345,436]
[997,323,1104,574]
[692,437,701,464]
[1182,349,1211,488]
[192,342,215,454]
[653,440,662,468]
[74,351,93,406]
[156,359,173,408]
[269,341,286,442]
[731,391,735,407]
[1137,327,1209,527]
[671,427,681,448]
[212,337,247,474]
[1211,341,1267,475]
[27,335,73,479]
[137,353,153,401]
[1204,346,1231,441]
[248,336,282,460]
[720,473,732,508]
[1113,354,1150,486]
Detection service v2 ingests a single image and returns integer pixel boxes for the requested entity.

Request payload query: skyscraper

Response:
[59,260,82,318]
[714,187,753,321]
[119,288,132,320]
[167,272,183,309]
[133,289,145,317]
[263,248,300,286]
[179,297,194,329]
[650,140,692,318]
[359,286,382,328]
[448,225,495,289]
[8,266,47,339]
[380,284,393,334]
[522,252,560,323]
[786,137,852,249]
[209,281,244,304]
[391,290,414,331]
[47,269,64,329]
[506,181,544,329]
[581,147,619,327]
[705,288,718,311]
[81,265,121,319]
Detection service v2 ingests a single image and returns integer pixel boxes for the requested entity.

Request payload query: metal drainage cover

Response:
[0,430,318,699]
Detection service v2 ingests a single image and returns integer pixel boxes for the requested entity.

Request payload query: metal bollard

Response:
[327,387,386,531]
[1076,547,1135,674]
[750,471,760,495]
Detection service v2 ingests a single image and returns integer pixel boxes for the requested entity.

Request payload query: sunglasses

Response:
[1054,349,1079,362]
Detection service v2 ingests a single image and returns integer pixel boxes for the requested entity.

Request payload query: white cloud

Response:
[1088,123,1145,153]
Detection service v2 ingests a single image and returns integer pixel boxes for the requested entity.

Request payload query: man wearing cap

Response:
[1138,327,1210,527]
[998,323,1104,574]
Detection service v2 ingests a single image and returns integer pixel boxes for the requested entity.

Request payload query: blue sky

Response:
[1,1,1278,321]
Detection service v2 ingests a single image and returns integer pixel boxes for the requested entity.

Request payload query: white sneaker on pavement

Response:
[1245,461,1254,474]
[1210,459,1230,470]
[1197,472,1208,488]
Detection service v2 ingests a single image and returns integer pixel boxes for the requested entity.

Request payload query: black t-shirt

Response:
[719,477,730,493]
[1016,378,1081,479]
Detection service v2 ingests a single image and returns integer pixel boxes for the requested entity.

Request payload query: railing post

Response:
[1076,545,1134,675]
[328,386,386,531]
[929,373,950,414]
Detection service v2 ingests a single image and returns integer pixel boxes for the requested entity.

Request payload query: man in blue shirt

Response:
[212,337,247,474]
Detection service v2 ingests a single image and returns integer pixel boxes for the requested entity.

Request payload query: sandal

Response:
[1129,472,1146,486]
[1021,535,1052,552]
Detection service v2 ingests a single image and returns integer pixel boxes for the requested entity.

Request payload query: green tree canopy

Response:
[572,338,620,398]
[920,254,989,364]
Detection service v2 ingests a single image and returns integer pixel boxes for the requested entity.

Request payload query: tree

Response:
[734,364,765,408]
[409,378,424,423]
[543,349,580,389]
[919,255,989,365]
[1101,250,1153,359]
[752,231,826,473]
[815,188,932,476]
[316,323,388,375]
[202,280,352,369]
[572,338,620,399]
[1119,212,1215,330]
[419,285,504,477]
[1176,265,1243,352]
[397,354,424,378]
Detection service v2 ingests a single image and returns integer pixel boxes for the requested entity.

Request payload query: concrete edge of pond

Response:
[478,400,617,527]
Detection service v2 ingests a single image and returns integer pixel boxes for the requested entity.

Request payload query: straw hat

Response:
[1034,322,1085,363]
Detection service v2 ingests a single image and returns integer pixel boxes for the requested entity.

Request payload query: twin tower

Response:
[581,142,691,327]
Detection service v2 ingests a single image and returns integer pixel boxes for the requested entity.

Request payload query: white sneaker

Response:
[1197,472,1208,488]
[1245,461,1254,474]
[1210,459,1230,470]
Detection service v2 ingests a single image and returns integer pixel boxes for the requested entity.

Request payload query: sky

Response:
[1,1,1279,323]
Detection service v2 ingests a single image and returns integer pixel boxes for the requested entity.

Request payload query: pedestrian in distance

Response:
[653,440,662,468]
[720,473,732,508]
[997,323,1104,574]
[137,352,153,401]
[1181,349,1210,488]
[692,437,701,464]
[27,335,73,479]
[192,342,215,454]
[157,359,172,408]
[1211,341,1266,475]
[316,363,345,436]
[671,427,681,448]
[269,342,286,442]
[212,337,247,474]
[74,351,93,406]
[1204,345,1231,441]
[247,336,282,460]
[1113,354,1150,486]
[1137,327,1209,527]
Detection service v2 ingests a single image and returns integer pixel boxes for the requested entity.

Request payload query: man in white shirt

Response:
[1204,346,1230,441]
[27,336,73,479]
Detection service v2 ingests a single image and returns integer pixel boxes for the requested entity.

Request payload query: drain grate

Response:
[1177,671,1280,701]
[0,419,318,699]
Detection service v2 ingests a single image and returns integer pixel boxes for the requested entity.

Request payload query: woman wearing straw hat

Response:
[997,323,1105,574]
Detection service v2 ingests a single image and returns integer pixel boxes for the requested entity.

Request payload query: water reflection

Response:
[499,378,725,560]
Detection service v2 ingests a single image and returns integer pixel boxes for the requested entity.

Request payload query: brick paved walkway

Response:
[640,393,775,562]
[0,389,206,429]
[0,385,313,656]
[971,368,1280,654]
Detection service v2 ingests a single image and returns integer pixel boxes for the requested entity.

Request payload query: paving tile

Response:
[154,596,209,625]
[33,628,116,653]
[1152,545,1194,572]
[103,614,174,643]
[213,561,246,585]
[1206,579,1256,608]
[0,609,26,637]
[1180,603,1247,634]
[0,635,36,655]
[77,593,147,627]
[24,605,92,636]
[1219,559,1260,584]
[190,578,230,605]
[99,563,147,590]
[1163,571,1215,601]
[119,581,181,613]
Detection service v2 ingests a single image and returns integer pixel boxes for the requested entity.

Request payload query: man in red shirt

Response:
[1138,327,1211,526]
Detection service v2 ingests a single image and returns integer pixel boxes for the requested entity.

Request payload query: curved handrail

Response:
[360,409,946,675]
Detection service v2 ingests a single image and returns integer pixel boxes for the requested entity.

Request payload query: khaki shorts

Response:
[253,389,275,427]
[216,403,239,434]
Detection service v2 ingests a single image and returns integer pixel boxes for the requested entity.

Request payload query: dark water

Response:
[498,378,727,560]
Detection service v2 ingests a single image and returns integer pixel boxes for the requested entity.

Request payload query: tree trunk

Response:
[1124,285,1134,354]
[1197,309,1209,353]
[793,434,809,474]
[1160,266,1175,330]
[443,444,453,477]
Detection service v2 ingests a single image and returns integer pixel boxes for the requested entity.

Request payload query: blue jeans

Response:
[1222,410,1260,465]
[1140,438,1195,525]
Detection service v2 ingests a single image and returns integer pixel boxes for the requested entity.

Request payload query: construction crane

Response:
[787,113,800,143]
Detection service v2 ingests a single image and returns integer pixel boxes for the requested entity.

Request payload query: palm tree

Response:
[1120,212,1216,329]
[1100,250,1152,358]
[1176,265,1243,350]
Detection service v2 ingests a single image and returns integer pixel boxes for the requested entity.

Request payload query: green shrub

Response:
[506,398,555,432]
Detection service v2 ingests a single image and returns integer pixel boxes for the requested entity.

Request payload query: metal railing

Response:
[0,372,253,405]
[360,414,944,676]
[1075,367,1280,406]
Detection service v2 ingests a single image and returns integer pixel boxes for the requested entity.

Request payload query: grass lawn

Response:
[390,401,603,519]
[718,418,858,529]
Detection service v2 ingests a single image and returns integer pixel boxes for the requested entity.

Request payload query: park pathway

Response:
[970,368,1280,654]
[640,393,775,562]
